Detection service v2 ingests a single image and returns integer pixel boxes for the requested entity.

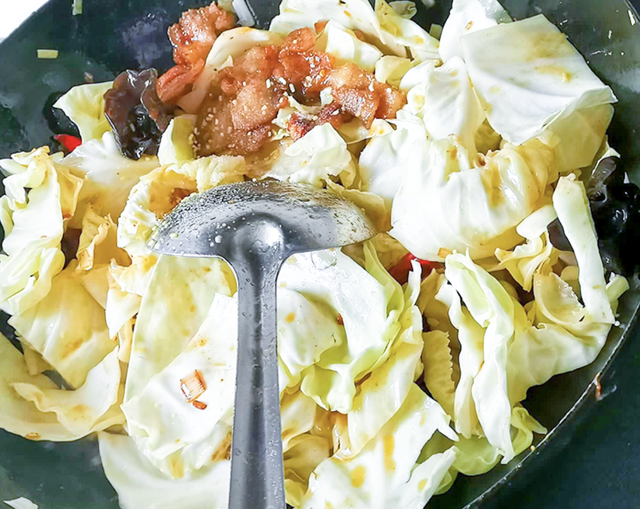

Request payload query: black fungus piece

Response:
[104,69,173,160]
[587,156,640,275]
[548,218,572,252]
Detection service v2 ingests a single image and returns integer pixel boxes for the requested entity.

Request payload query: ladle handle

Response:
[229,261,285,509]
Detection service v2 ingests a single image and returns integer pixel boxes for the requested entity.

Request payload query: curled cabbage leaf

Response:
[399,56,485,153]
[117,155,246,257]
[63,132,159,229]
[439,0,511,62]
[264,124,357,187]
[390,136,555,261]
[9,261,115,388]
[341,263,424,457]
[158,115,197,166]
[316,20,384,72]
[53,82,114,142]
[300,385,456,509]
[0,148,82,315]
[461,15,617,145]
[12,349,124,437]
[98,432,231,509]
[494,203,558,292]
[270,0,440,62]
[444,252,515,461]
[0,335,121,441]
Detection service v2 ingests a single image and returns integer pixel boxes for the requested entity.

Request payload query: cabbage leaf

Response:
[53,81,114,142]
[462,15,617,145]
[439,0,511,62]
[390,136,555,261]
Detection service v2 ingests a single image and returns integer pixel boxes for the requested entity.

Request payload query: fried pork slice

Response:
[194,27,406,155]
[157,3,236,104]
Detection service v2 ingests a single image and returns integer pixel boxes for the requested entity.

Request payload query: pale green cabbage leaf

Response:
[0,148,82,315]
[53,81,113,142]
[300,385,456,509]
[0,334,119,441]
[316,20,384,72]
[63,132,159,229]
[390,136,555,261]
[98,432,231,509]
[9,261,116,388]
[158,115,197,166]
[399,55,485,153]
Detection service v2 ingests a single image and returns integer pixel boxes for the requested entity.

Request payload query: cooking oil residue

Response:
[350,465,367,488]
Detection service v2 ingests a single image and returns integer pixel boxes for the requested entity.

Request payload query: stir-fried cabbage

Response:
[0,0,631,507]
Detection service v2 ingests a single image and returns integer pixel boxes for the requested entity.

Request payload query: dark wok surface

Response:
[0,0,639,508]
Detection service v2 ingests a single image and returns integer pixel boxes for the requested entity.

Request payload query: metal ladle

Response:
[147,180,377,509]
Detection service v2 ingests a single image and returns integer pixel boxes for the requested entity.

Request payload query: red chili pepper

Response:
[54,134,82,153]
[389,254,443,285]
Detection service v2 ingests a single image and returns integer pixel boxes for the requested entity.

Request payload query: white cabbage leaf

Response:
[444,252,515,461]
[494,203,558,292]
[117,156,246,257]
[341,263,425,457]
[462,15,617,145]
[270,0,440,62]
[375,56,415,87]
[0,335,117,441]
[158,115,197,166]
[123,255,236,404]
[390,136,555,261]
[399,56,485,153]
[76,205,129,271]
[552,175,614,323]
[53,81,113,142]
[179,28,284,113]
[98,432,231,509]
[0,148,82,315]
[265,124,357,187]
[63,132,159,228]
[122,293,237,477]
[301,385,456,509]
[9,261,116,388]
[316,20,384,72]
[12,349,124,437]
[546,104,614,173]
[282,246,405,413]
[504,177,628,404]
[4,498,38,509]
[439,0,511,62]
[359,115,428,203]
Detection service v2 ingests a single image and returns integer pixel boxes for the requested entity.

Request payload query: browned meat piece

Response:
[169,3,235,67]
[157,2,236,104]
[194,27,406,155]
[156,60,205,104]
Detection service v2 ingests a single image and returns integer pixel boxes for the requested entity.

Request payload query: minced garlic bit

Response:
[37,49,59,59]
[180,369,207,403]
[72,0,83,15]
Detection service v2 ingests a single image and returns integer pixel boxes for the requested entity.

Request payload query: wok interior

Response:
[0,0,638,507]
